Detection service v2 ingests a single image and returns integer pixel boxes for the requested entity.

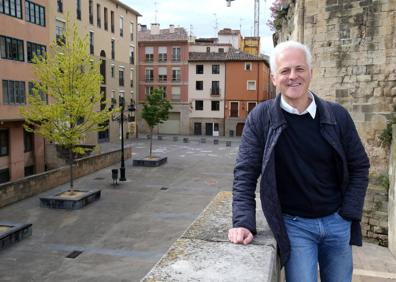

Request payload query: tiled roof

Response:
[189,48,269,65]
[189,52,227,61]
[138,28,188,42]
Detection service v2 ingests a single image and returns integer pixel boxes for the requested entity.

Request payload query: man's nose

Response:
[289,69,297,79]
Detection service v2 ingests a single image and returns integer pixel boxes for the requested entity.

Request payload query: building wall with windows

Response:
[188,47,227,136]
[224,50,270,137]
[49,0,140,144]
[0,0,48,182]
[137,24,190,135]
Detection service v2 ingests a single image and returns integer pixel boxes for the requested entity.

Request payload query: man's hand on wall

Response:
[228,227,253,245]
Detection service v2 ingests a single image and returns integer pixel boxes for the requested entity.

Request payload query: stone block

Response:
[141,192,279,282]
[40,189,101,210]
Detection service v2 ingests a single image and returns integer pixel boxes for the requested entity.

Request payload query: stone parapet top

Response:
[141,191,279,282]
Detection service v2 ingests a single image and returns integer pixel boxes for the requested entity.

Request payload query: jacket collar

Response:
[269,91,336,128]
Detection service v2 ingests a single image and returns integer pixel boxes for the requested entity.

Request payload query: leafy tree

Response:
[141,88,172,158]
[20,20,115,192]
[267,0,289,31]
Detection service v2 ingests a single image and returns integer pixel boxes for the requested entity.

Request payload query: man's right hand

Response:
[228,227,253,245]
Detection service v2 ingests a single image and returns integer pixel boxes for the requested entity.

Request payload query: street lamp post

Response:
[110,95,135,182]
[119,95,126,181]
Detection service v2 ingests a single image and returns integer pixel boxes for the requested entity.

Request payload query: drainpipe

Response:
[298,0,305,43]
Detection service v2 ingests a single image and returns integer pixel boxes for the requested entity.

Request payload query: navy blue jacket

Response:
[232,93,370,266]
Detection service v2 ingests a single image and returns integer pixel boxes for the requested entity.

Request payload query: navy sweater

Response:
[275,110,342,218]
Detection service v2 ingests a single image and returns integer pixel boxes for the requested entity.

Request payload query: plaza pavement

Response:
[0,136,395,281]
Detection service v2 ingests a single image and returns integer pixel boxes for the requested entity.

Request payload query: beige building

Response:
[188,43,230,136]
[0,0,48,182]
[50,0,140,145]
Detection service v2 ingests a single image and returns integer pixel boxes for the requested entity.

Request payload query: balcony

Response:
[210,87,220,96]
[145,77,154,82]
[172,56,181,62]
[172,77,180,82]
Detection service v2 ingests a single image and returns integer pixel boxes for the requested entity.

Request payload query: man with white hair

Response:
[228,41,370,282]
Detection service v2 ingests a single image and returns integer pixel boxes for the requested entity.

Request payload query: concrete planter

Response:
[133,157,167,167]
[40,189,101,210]
[0,222,32,250]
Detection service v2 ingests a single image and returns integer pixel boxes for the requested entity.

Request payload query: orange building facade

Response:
[224,50,270,136]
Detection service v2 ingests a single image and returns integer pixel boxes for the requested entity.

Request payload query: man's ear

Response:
[270,73,277,86]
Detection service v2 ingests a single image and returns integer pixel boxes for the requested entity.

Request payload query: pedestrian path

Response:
[353,243,396,281]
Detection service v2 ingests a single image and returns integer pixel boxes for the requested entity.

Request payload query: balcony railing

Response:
[145,77,154,82]
[172,56,181,62]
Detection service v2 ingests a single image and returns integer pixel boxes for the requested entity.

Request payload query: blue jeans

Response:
[283,212,352,282]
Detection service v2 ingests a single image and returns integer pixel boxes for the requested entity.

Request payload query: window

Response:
[158,46,167,62]
[212,64,220,74]
[129,46,134,64]
[145,86,153,96]
[2,80,26,104]
[171,86,180,101]
[0,168,10,183]
[110,10,114,33]
[211,101,220,111]
[145,47,153,62]
[24,165,35,177]
[119,68,124,86]
[130,69,134,87]
[145,68,153,82]
[195,100,203,111]
[247,80,256,90]
[111,39,115,60]
[96,4,101,27]
[57,0,63,13]
[248,102,257,113]
[119,16,124,37]
[1,0,22,19]
[111,64,115,78]
[245,62,252,71]
[28,82,47,102]
[195,81,203,90]
[100,58,106,83]
[211,81,220,95]
[0,129,9,156]
[55,20,65,44]
[76,0,81,20]
[25,0,45,26]
[27,41,46,63]
[158,67,167,82]
[0,35,24,61]
[230,102,239,117]
[206,47,210,52]
[172,47,180,61]
[24,129,33,152]
[172,68,180,81]
[88,0,93,24]
[159,86,166,98]
[219,48,224,53]
[196,64,204,74]
[130,22,134,41]
[89,31,94,54]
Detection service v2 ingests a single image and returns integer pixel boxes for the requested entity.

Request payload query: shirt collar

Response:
[280,91,317,119]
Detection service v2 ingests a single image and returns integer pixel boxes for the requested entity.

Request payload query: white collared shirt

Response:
[280,92,317,119]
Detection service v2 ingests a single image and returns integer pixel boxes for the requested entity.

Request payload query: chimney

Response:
[140,24,147,31]
[169,24,175,33]
[151,23,160,35]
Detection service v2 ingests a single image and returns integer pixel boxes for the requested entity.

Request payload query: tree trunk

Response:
[149,127,153,158]
[69,147,74,192]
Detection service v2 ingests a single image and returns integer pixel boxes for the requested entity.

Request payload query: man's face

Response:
[271,48,312,104]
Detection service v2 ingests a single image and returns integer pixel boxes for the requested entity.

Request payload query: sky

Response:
[121,0,276,55]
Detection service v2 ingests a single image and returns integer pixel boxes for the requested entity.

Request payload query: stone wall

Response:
[275,0,396,244]
[141,192,279,282]
[0,147,132,208]
[388,125,396,257]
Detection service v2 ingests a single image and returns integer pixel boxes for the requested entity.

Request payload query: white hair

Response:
[270,41,312,74]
